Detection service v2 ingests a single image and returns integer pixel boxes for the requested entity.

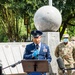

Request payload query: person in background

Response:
[71,36,75,45]
[23,30,52,75]
[55,34,75,75]
[71,36,75,69]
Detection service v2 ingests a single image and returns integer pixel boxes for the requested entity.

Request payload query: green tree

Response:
[0,0,75,41]
[0,0,48,42]
[53,0,75,39]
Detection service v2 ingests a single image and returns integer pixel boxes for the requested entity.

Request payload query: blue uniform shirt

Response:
[23,42,52,63]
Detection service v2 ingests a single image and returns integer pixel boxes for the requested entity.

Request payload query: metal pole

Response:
[0,60,2,75]
[49,0,52,6]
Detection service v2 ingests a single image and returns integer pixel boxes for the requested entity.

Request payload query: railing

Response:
[0,42,31,75]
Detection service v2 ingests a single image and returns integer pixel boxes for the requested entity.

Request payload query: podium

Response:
[21,60,49,75]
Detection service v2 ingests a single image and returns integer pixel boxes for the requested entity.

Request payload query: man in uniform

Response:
[55,34,75,75]
[23,30,52,75]
[71,36,75,70]
[71,36,75,45]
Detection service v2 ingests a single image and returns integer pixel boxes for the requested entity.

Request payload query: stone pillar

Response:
[41,32,60,75]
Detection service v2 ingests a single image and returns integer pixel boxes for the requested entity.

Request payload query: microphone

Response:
[11,61,21,67]
[57,57,65,70]
[35,44,39,58]
[57,57,75,71]
[35,44,39,50]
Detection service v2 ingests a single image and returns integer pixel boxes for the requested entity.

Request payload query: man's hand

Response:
[32,50,39,57]
[63,55,69,59]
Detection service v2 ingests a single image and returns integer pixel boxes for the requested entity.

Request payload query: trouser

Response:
[58,64,75,75]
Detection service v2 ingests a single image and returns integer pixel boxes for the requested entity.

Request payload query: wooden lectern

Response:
[21,59,49,73]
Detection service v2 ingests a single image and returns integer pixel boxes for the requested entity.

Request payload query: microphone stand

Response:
[57,57,75,75]
[62,69,67,75]
[2,60,21,70]
[62,68,75,75]
[64,67,75,70]
[1,60,21,75]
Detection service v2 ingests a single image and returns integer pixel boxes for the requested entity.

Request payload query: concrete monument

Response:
[34,5,62,75]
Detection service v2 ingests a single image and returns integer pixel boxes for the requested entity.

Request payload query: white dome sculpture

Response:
[34,6,62,31]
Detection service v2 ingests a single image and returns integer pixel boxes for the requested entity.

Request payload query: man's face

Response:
[71,39,75,44]
[33,36,41,44]
[63,37,69,44]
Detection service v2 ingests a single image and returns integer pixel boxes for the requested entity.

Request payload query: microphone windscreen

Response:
[57,57,65,70]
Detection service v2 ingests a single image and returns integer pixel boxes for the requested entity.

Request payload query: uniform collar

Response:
[34,42,41,47]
